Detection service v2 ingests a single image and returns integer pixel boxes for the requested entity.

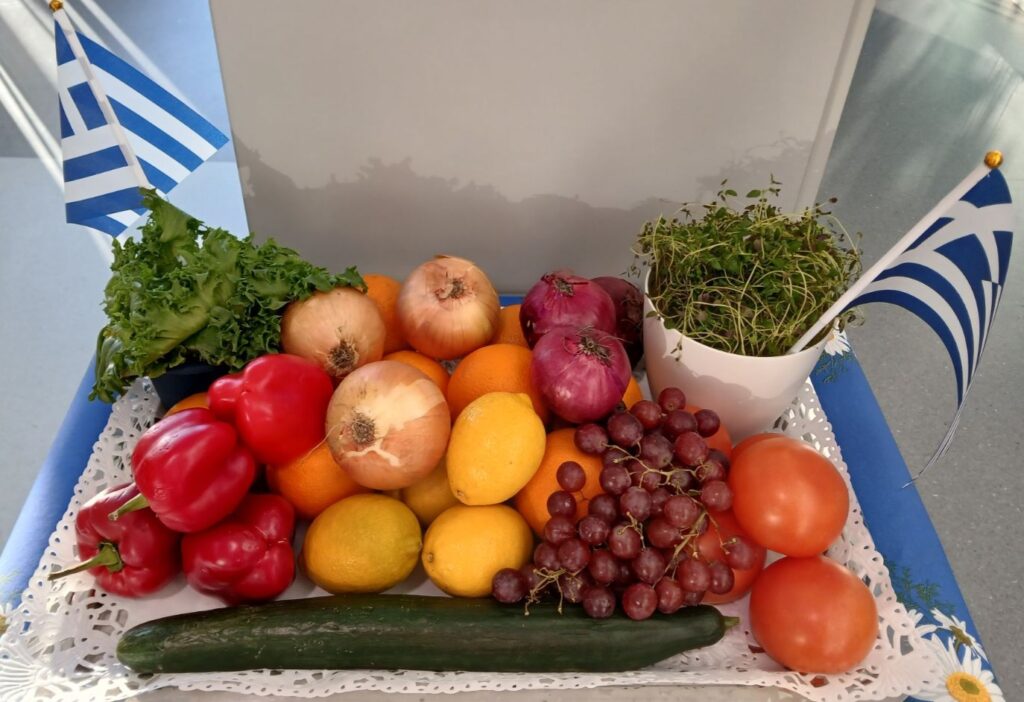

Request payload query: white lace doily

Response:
[0,379,942,701]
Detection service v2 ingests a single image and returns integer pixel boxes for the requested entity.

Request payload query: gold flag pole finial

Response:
[984,151,1003,169]
[49,0,63,12]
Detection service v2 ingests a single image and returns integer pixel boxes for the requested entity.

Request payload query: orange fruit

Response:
[165,392,208,416]
[622,375,643,410]
[514,428,603,535]
[446,343,549,423]
[383,350,450,395]
[490,305,528,347]
[266,442,372,520]
[363,273,408,354]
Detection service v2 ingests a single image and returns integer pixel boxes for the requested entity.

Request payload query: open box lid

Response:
[209,0,873,293]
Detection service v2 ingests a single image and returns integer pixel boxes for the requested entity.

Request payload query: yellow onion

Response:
[281,287,385,381]
[326,360,451,490]
[397,255,500,360]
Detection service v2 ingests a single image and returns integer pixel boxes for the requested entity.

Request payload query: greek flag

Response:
[54,9,228,236]
[794,161,1014,471]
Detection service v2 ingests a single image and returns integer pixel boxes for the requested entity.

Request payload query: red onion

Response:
[591,276,644,368]
[520,271,617,347]
[531,326,631,423]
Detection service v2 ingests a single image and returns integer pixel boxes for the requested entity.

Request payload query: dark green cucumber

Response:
[117,593,734,673]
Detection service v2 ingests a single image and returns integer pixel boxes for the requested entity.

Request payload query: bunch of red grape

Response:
[491,386,760,620]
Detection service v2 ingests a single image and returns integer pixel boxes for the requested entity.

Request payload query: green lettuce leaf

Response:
[92,191,363,402]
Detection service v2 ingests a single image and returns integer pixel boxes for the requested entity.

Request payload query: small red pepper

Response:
[208,354,334,466]
[111,407,257,532]
[49,483,179,597]
[181,493,296,604]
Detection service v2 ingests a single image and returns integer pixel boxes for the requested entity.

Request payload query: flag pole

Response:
[50,0,151,191]
[786,152,1003,354]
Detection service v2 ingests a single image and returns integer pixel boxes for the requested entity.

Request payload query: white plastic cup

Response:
[642,293,828,441]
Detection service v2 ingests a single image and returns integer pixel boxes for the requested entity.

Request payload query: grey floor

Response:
[1,1,1021,700]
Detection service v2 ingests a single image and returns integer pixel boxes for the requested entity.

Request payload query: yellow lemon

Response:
[422,504,534,597]
[400,457,461,526]
[446,392,546,505]
[302,494,421,593]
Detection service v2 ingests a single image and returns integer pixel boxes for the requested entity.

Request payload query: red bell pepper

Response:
[49,483,179,597]
[111,407,257,532]
[207,354,334,466]
[181,493,296,604]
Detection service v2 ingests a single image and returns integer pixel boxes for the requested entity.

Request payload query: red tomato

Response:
[684,405,732,459]
[750,555,878,673]
[729,435,848,557]
[697,510,766,603]
[731,432,779,458]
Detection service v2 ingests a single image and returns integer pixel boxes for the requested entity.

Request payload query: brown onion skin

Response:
[282,287,386,382]
[397,256,500,360]
[326,361,451,490]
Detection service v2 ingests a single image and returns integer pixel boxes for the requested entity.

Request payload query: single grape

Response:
[694,409,721,437]
[639,470,663,492]
[582,585,616,619]
[700,480,733,512]
[619,486,653,522]
[646,516,684,549]
[491,567,527,603]
[599,464,632,496]
[533,542,560,571]
[578,515,611,545]
[573,423,608,455]
[588,549,619,585]
[544,515,576,545]
[607,411,644,447]
[614,560,634,587]
[708,560,734,594]
[655,577,685,614]
[557,538,591,572]
[601,448,626,472]
[674,431,709,466]
[724,535,761,570]
[681,589,705,606]
[678,558,712,592]
[697,455,727,483]
[638,433,674,470]
[588,493,619,523]
[649,487,670,517]
[667,468,696,493]
[556,461,587,492]
[559,572,588,603]
[630,400,663,430]
[707,448,731,475]
[663,495,702,529]
[622,582,658,620]
[662,409,698,440]
[608,522,642,560]
[631,547,668,585]
[657,387,687,413]
[547,490,577,518]
[520,564,545,595]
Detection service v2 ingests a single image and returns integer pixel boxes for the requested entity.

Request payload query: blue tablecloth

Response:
[0,341,998,700]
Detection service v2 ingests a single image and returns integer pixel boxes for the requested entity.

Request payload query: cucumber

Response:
[117,593,734,673]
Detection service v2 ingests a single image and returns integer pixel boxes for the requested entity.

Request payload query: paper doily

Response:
[0,379,942,701]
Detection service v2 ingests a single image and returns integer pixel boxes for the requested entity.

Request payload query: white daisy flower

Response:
[907,607,938,637]
[915,637,1004,702]
[932,608,988,662]
[823,328,851,356]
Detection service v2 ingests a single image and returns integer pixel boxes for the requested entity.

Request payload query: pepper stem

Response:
[47,542,123,580]
[108,493,149,521]
[723,616,741,630]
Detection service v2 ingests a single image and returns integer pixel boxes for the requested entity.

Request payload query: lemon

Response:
[422,504,533,597]
[446,392,546,505]
[400,457,460,525]
[302,493,421,593]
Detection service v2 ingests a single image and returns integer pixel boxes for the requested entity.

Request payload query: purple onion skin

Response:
[591,276,644,368]
[531,325,632,423]
[520,271,617,347]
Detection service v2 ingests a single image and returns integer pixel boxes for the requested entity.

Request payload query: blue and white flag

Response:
[54,8,228,236]
[793,160,1014,472]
